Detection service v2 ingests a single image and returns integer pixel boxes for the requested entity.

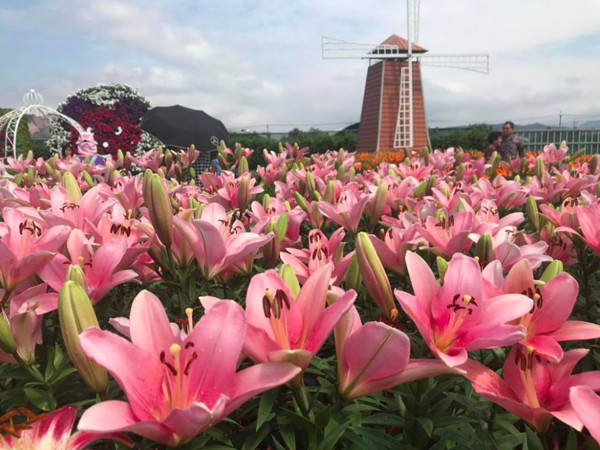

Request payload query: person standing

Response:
[484,131,503,160]
[499,121,524,159]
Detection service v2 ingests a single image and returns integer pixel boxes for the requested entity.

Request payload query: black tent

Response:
[141,105,229,152]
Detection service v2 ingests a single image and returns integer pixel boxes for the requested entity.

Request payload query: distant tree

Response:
[0,108,34,157]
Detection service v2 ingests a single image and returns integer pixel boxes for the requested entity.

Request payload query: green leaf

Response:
[565,428,577,450]
[53,343,65,370]
[276,416,296,450]
[318,421,349,450]
[416,417,434,438]
[50,367,78,384]
[256,388,278,430]
[524,427,544,450]
[242,422,273,450]
[24,388,56,411]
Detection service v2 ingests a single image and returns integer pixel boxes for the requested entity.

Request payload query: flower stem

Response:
[291,384,313,420]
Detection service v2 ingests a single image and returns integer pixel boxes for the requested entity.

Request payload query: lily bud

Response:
[309,202,324,228]
[420,147,430,165]
[590,155,598,175]
[455,163,465,181]
[305,172,317,199]
[337,148,346,167]
[489,152,500,179]
[237,156,249,176]
[294,192,308,212]
[526,196,540,231]
[164,149,173,171]
[262,194,272,210]
[26,168,35,187]
[62,172,82,203]
[454,149,463,165]
[414,181,427,198]
[513,174,521,183]
[14,173,23,187]
[117,149,124,168]
[0,312,16,356]
[144,171,173,247]
[436,257,448,283]
[66,264,87,290]
[370,183,388,227]
[535,157,545,180]
[337,165,346,181]
[540,260,564,283]
[597,182,600,198]
[474,234,493,265]
[569,148,585,161]
[356,232,395,318]
[238,175,250,213]
[58,281,108,393]
[348,167,355,181]
[324,181,336,204]
[82,170,95,188]
[425,175,436,195]
[280,264,301,300]
[262,223,281,269]
[344,253,362,291]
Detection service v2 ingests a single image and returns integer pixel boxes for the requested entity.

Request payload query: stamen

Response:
[184,352,198,376]
[160,350,177,376]
[262,295,271,318]
[185,308,194,332]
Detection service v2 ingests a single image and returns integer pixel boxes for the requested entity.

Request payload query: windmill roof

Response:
[373,34,428,54]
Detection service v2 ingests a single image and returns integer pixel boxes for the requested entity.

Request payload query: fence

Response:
[516,129,600,154]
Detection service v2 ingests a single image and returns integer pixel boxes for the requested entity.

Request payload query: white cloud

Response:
[1,0,600,130]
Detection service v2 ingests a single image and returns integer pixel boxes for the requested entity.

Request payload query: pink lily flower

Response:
[334,305,463,399]
[78,290,299,447]
[243,264,356,376]
[280,228,354,285]
[39,230,138,303]
[368,227,419,275]
[486,259,600,362]
[541,142,568,164]
[318,190,369,233]
[0,208,69,292]
[463,347,600,432]
[558,203,600,255]
[250,198,306,247]
[395,252,533,367]
[488,226,552,271]
[0,284,53,365]
[570,386,600,445]
[0,405,133,449]
[417,212,476,259]
[174,203,273,279]
[539,197,579,229]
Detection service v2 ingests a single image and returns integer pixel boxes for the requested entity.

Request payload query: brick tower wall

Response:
[357,60,429,153]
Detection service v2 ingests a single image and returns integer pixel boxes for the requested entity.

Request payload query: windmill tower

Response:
[322,0,489,154]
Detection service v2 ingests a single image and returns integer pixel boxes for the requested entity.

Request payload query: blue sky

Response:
[1,0,600,131]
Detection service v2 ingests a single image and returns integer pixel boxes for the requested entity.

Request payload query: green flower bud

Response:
[280,264,301,300]
[370,183,388,227]
[238,175,250,213]
[262,194,272,210]
[0,312,16,356]
[414,181,427,198]
[344,253,362,292]
[356,232,395,318]
[305,172,317,199]
[337,165,346,181]
[474,234,493,266]
[58,281,108,393]
[144,171,173,247]
[436,256,448,283]
[294,192,308,212]
[65,264,88,290]
[535,157,545,180]
[324,181,336,204]
[526,196,540,231]
[82,170,95,188]
[62,172,82,203]
[590,155,598,175]
[237,156,249,177]
[540,260,564,283]
[420,147,430,165]
[455,163,465,181]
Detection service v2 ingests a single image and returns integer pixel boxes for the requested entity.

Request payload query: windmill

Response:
[322,0,489,154]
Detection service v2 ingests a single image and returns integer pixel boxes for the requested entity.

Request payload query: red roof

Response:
[376,34,428,54]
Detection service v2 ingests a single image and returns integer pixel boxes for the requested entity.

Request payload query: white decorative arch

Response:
[0,90,85,159]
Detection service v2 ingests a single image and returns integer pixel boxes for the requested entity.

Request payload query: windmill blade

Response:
[411,0,421,44]
[322,36,413,59]
[418,53,490,74]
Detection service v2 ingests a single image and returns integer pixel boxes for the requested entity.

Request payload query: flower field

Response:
[1,141,600,449]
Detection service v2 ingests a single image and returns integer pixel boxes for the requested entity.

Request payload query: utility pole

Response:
[559,111,562,128]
